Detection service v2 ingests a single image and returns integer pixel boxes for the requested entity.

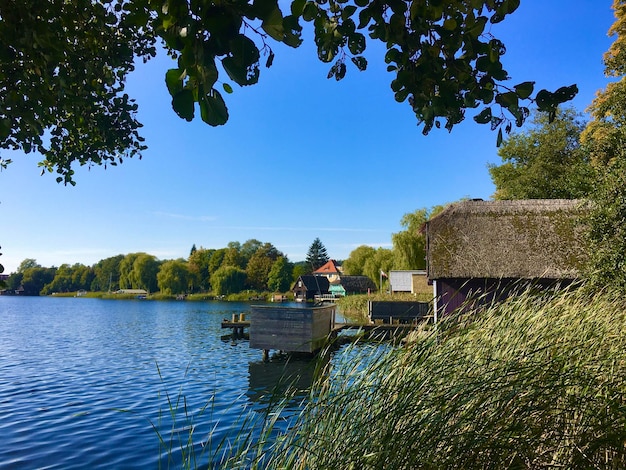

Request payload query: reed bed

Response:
[230,286,626,469]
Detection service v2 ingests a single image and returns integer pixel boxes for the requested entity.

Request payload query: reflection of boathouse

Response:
[247,355,329,405]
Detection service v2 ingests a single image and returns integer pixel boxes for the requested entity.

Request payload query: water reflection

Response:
[247,353,329,406]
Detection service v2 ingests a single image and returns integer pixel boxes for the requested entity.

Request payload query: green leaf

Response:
[342,5,357,20]
[302,2,317,21]
[266,50,275,67]
[535,89,553,110]
[553,84,578,103]
[351,56,367,71]
[200,90,229,126]
[496,127,503,147]
[495,91,518,109]
[283,14,303,47]
[165,68,184,96]
[348,33,366,55]
[261,7,284,41]
[474,107,492,124]
[222,35,260,86]
[514,81,534,100]
[223,83,233,94]
[253,0,279,20]
[335,61,346,80]
[172,89,195,121]
[327,63,337,79]
[443,18,457,31]
[291,0,306,16]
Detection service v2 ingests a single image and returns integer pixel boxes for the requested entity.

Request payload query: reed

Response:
[254,286,626,469]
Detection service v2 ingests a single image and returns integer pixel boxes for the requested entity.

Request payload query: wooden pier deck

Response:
[221,319,420,334]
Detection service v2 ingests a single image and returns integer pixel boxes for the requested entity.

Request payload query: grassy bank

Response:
[219,286,626,469]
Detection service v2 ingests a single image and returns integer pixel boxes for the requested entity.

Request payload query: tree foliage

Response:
[582,0,626,289]
[245,242,283,290]
[157,259,189,294]
[1,0,156,184]
[343,245,376,276]
[187,247,214,291]
[489,107,595,199]
[391,208,430,269]
[1,0,577,182]
[267,256,293,292]
[119,252,160,292]
[211,265,246,295]
[91,254,124,292]
[306,237,330,271]
[41,263,95,294]
[20,266,57,295]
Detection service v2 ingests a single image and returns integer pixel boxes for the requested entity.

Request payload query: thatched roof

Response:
[339,275,377,293]
[425,199,588,280]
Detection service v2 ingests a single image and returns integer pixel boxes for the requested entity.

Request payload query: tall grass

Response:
[243,286,626,469]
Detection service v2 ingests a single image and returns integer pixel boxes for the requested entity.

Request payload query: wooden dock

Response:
[221,312,425,357]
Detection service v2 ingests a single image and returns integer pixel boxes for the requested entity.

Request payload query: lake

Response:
[0,296,345,469]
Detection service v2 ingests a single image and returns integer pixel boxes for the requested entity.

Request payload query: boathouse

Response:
[424,199,588,317]
[329,275,377,296]
[389,270,430,295]
[293,275,330,302]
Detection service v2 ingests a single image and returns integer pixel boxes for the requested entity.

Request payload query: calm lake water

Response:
[0,296,343,469]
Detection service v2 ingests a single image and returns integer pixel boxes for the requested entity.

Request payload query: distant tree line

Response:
[4,213,441,295]
[3,238,336,296]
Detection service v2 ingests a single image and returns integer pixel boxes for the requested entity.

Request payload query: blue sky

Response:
[1,1,616,273]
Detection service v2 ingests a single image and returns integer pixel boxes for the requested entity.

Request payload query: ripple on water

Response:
[0,297,288,469]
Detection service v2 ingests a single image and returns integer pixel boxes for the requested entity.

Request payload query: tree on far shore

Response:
[306,238,329,272]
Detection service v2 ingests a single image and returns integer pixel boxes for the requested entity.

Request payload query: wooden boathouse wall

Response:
[368,301,431,324]
[249,305,336,354]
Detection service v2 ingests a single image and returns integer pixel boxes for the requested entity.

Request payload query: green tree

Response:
[0,0,155,184]
[91,254,124,292]
[267,256,293,293]
[208,249,227,277]
[392,208,430,270]
[188,247,214,292]
[119,252,141,289]
[211,265,246,296]
[343,245,377,276]
[42,263,94,294]
[363,248,394,290]
[119,252,159,291]
[582,0,626,289]
[306,238,329,271]
[17,259,40,273]
[224,242,244,269]
[240,239,264,267]
[246,242,283,291]
[1,0,577,184]
[488,107,595,199]
[6,271,23,291]
[133,253,160,293]
[21,266,56,295]
[157,259,189,295]
[292,262,308,282]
